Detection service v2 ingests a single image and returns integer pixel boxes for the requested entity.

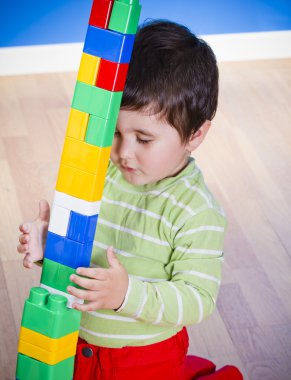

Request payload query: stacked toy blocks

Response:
[17,288,81,379]
[16,1,141,379]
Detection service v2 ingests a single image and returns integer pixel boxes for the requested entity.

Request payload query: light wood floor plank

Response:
[2,260,42,331]
[0,261,18,380]
[0,160,23,261]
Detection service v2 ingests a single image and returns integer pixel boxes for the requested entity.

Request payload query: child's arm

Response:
[119,208,225,326]
[68,208,226,327]
[17,200,50,268]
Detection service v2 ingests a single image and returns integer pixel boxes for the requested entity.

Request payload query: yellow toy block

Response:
[18,339,76,365]
[77,52,101,85]
[60,137,111,175]
[56,164,106,202]
[66,108,89,141]
[19,327,78,352]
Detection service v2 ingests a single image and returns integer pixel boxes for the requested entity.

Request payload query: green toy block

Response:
[41,258,81,294]
[85,114,117,147]
[72,81,122,120]
[109,0,141,34]
[21,287,81,338]
[16,353,74,380]
[117,0,140,5]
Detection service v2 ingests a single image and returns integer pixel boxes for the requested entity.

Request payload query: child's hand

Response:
[68,247,129,312]
[17,200,50,269]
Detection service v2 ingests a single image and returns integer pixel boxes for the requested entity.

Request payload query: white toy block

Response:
[53,190,101,216]
[40,284,84,308]
[48,203,71,236]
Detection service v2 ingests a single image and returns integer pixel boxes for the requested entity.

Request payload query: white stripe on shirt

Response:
[175,247,223,256]
[182,178,213,208]
[173,270,221,284]
[116,276,132,313]
[168,282,183,326]
[176,225,225,239]
[130,274,167,282]
[87,310,137,323]
[152,285,165,325]
[134,283,148,318]
[106,175,202,217]
[102,196,179,231]
[80,326,162,340]
[93,240,138,258]
[186,285,204,323]
[98,218,169,247]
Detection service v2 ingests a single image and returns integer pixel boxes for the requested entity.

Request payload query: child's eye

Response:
[114,131,121,137]
[136,136,151,145]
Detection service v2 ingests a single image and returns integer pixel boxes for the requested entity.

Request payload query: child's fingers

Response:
[76,267,107,280]
[67,286,96,301]
[19,223,31,234]
[107,246,115,254]
[17,243,28,254]
[72,301,99,312]
[23,255,33,269]
[70,274,104,291]
[106,246,120,268]
[19,234,30,244]
[72,302,87,312]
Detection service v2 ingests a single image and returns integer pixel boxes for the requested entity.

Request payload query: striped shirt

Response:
[79,158,227,348]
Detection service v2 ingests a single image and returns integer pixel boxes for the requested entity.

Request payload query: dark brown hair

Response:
[121,20,219,142]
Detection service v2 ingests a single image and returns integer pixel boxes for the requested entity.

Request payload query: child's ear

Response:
[186,120,211,153]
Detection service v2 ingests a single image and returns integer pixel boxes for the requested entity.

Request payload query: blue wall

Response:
[1,0,291,47]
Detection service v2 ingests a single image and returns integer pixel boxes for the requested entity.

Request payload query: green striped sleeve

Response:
[117,208,226,326]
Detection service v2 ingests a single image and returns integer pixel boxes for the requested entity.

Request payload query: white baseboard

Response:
[0,43,83,76]
[1,30,291,76]
[203,30,291,62]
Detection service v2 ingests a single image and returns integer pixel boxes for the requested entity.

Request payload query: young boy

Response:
[17,21,242,380]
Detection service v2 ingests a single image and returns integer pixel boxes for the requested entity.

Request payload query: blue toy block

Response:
[67,211,98,244]
[83,25,135,63]
[44,232,93,269]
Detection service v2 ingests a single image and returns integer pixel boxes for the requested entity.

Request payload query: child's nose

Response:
[119,140,134,159]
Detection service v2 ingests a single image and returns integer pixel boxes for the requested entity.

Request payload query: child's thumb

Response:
[106,246,119,268]
[38,199,50,222]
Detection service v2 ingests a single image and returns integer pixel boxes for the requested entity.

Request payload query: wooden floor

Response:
[1,59,291,380]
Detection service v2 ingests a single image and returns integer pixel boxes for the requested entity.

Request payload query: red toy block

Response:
[89,0,115,29]
[96,59,129,92]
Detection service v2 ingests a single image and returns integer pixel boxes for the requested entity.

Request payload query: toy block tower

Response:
[16,1,142,379]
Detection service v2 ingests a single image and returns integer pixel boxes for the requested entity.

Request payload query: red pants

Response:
[74,328,243,380]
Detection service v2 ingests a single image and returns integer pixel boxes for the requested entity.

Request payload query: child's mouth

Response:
[121,165,136,173]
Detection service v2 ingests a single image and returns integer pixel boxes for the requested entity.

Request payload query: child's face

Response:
[110,109,189,186]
